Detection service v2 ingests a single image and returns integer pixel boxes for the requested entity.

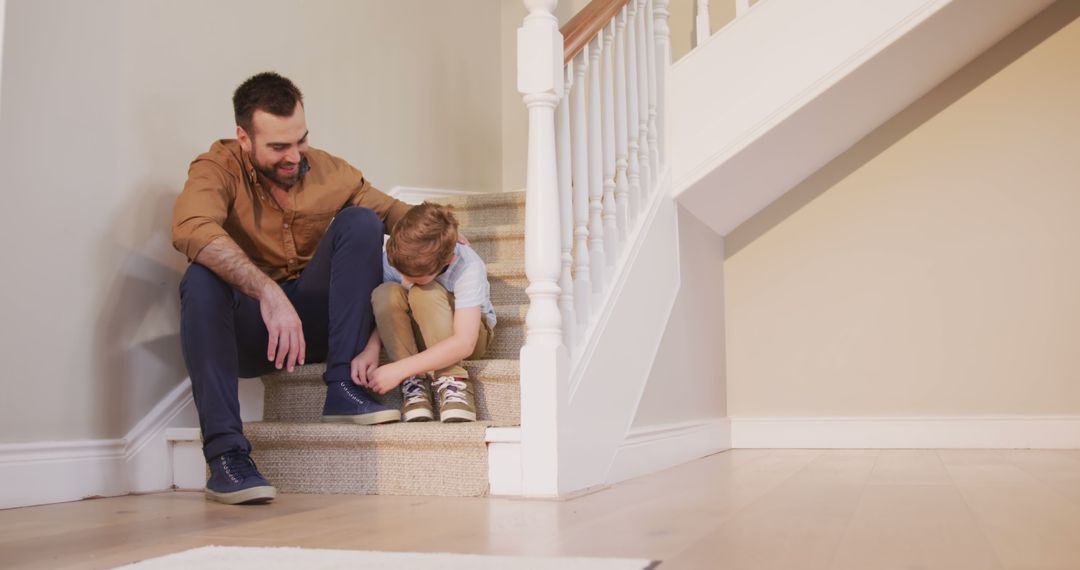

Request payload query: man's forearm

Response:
[195,236,277,300]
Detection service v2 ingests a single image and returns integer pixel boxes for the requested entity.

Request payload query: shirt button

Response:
[288,258,297,264]
[283,223,290,229]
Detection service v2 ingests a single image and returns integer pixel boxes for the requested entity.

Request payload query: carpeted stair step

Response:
[486,262,528,306]
[462,224,524,265]
[246,421,490,496]
[261,359,521,424]
[433,191,525,228]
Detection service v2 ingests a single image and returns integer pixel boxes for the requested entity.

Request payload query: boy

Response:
[359,202,496,422]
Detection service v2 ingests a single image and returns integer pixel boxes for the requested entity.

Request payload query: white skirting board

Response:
[386,186,481,205]
[0,379,199,510]
[608,419,733,485]
[730,416,1080,449]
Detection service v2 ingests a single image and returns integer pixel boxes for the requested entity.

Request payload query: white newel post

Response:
[653,0,671,168]
[518,0,566,497]
[695,0,711,48]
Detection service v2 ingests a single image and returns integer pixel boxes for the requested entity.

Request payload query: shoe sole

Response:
[403,409,435,422]
[440,409,477,423]
[205,485,277,505]
[321,409,402,425]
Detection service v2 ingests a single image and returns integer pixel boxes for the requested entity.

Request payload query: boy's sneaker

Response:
[401,376,435,422]
[322,381,401,424]
[205,450,276,505]
[433,376,476,423]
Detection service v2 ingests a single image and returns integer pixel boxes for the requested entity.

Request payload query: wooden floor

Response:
[3,449,1080,569]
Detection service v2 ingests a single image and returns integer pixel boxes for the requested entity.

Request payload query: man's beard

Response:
[250,148,303,189]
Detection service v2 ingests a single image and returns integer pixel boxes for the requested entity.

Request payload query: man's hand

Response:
[258,284,306,372]
[368,362,409,395]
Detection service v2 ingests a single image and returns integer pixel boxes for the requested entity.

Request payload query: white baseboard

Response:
[608,418,733,485]
[731,416,1080,449]
[0,380,199,510]
[387,186,478,205]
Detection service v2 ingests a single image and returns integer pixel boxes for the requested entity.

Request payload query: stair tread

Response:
[432,191,525,210]
[246,419,517,446]
[462,224,524,239]
[260,358,520,383]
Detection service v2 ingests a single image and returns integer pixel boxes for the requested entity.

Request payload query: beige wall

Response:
[668,0,737,62]
[724,7,1080,417]
[0,0,502,444]
[633,204,728,426]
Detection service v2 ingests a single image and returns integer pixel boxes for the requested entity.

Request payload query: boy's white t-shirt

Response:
[382,243,497,328]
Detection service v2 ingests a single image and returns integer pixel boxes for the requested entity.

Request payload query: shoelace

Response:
[220,452,260,483]
[402,377,428,405]
[432,376,468,405]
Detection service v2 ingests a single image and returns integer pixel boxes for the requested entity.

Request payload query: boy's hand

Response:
[350,346,379,387]
[369,363,408,395]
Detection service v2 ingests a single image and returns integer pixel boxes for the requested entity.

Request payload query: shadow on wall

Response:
[92,185,188,438]
[724,0,1080,259]
[89,90,199,437]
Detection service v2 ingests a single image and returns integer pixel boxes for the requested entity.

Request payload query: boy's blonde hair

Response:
[386,202,459,277]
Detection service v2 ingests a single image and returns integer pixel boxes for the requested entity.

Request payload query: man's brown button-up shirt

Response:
[172,139,410,282]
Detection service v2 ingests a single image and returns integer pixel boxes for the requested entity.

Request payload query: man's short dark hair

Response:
[233,72,304,135]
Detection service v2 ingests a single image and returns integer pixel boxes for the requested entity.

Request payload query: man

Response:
[172,72,409,505]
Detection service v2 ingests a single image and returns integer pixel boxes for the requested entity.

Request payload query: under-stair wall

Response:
[724,3,1080,448]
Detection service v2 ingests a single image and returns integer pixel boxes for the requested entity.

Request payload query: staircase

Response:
[247,192,527,496]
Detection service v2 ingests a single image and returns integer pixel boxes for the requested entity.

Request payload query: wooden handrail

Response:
[561,0,632,65]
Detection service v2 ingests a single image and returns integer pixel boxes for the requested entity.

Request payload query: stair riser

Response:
[468,236,523,265]
[262,377,520,424]
[489,275,529,306]
[447,205,525,228]
[249,443,488,496]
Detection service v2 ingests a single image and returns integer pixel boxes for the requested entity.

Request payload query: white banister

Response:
[517,0,671,497]
[625,0,642,224]
[587,36,607,293]
[645,0,660,178]
[635,0,652,196]
[601,21,620,266]
[571,50,593,324]
[517,0,566,497]
[556,64,576,349]
[653,0,671,167]
[695,0,710,48]
[613,7,631,244]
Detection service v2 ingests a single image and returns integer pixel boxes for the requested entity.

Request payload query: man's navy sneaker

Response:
[321,381,402,424]
[205,451,276,505]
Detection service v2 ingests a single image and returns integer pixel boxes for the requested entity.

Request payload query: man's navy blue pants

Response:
[179,207,384,461]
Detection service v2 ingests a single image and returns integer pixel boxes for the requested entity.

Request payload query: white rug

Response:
[116,546,659,570]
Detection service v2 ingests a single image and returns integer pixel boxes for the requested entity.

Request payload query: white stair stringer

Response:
[557,169,683,495]
[671,0,1055,236]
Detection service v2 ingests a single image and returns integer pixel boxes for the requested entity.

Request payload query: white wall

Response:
[633,205,728,426]
[724,5,1080,418]
[0,0,502,444]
